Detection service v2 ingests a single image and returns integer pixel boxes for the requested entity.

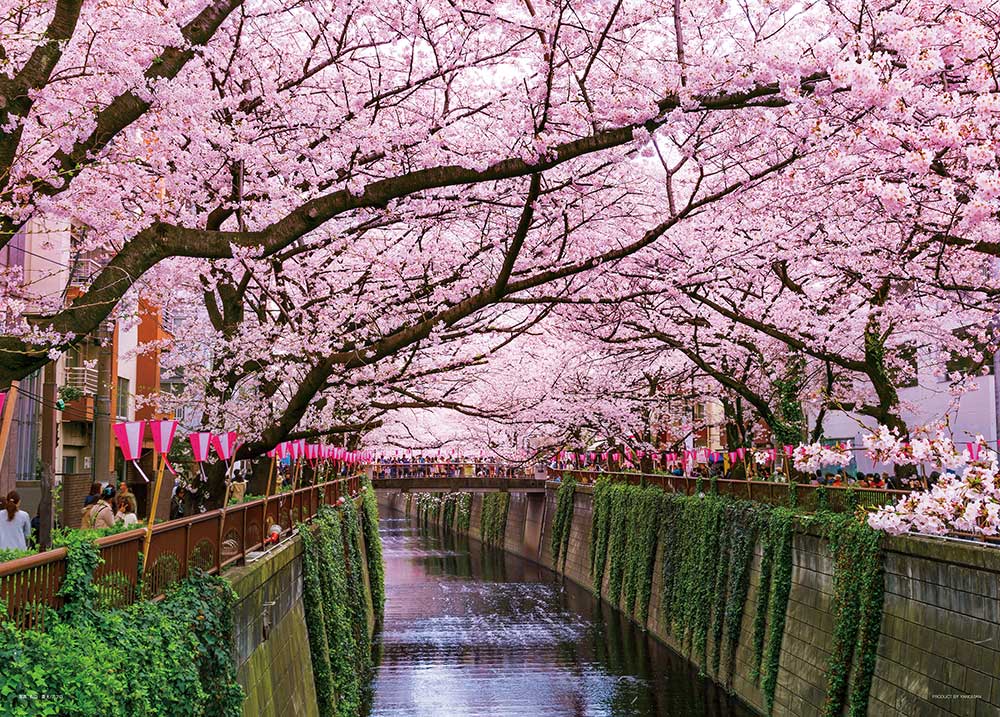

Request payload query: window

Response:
[62,455,77,475]
[116,377,130,419]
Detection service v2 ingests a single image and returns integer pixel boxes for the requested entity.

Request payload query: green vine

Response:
[816,513,885,717]
[455,493,472,532]
[582,480,885,716]
[759,509,794,714]
[340,497,372,669]
[300,498,381,716]
[550,476,576,570]
[589,478,613,594]
[623,486,660,623]
[0,547,242,716]
[360,481,385,621]
[605,483,631,606]
[480,492,510,546]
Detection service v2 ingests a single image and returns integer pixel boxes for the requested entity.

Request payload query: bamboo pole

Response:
[141,452,168,572]
[217,456,236,557]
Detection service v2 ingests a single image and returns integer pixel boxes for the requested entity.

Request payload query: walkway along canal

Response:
[366,512,753,716]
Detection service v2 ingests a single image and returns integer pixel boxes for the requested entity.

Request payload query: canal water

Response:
[364,514,754,717]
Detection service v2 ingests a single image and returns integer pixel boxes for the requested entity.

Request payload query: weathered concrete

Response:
[379,486,1000,717]
[228,496,377,717]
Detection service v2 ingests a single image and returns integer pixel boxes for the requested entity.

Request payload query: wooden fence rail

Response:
[0,476,361,628]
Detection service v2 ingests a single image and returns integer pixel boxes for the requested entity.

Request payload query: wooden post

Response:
[216,457,236,559]
[141,452,168,572]
[0,381,19,482]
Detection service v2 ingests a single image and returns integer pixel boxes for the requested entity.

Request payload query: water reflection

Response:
[365,515,754,717]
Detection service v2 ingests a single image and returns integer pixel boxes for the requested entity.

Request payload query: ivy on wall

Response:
[442,493,457,529]
[340,498,372,667]
[550,476,576,571]
[817,513,885,717]
[455,492,472,532]
[0,539,243,717]
[361,481,386,622]
[758,509,794,715]
[480,492,510,546]
[586,482,885,717]
[589,478,613,594]
[301,499,382,717]
[623,485,661,623]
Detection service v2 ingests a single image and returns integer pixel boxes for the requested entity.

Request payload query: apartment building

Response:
[0,218,175,524]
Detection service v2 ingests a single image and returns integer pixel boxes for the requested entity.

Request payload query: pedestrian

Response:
[170,486,187,520]
[83,485,116,529]
[83,481,101,507]
[116,493,138,526]
[0,491,32,551]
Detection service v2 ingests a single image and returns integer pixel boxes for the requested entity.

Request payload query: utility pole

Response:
[39,362,57,549]
[93,320,113,485]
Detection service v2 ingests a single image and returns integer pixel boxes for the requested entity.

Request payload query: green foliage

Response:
[300,498,382,717]
[605,483,631,606]
[300,524,335,715]
[589,478,613,594]
[0,548,33,563]
[623,486,660,623]
[816,484,829,512]
[442,493,457,529]
[584,479,885,716]
[360,482,385,619]
[0,565,242,717]
[721,506,761,685]
[414,492,442,525]
[816,513,885,717]
[479,492,510,546]
[773,354,806,445]
[550,476,576,571]
[340,497,372,668]
[759,509,794,714]
[455,492,472,532]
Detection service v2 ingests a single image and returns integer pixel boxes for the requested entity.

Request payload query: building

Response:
[0,218,176,525]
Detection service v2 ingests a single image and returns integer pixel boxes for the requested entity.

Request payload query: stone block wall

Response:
[378,485,1000,717]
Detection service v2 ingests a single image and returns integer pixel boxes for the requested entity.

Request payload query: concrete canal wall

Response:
[227,496,377,717]
[378,486,1000,717]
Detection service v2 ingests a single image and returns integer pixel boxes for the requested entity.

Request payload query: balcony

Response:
[65,366,98,395]
[68,253,106,289]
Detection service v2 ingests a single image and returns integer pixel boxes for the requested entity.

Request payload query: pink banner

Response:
[113,421,145,461]
[189,432,212,462]
[149,419,178,456]
[211,431,239,462]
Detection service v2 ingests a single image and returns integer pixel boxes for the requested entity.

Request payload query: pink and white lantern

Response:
[189,432,212,463]
[113,421,149,482]
[211,431,240,463]
[149,419,179,475]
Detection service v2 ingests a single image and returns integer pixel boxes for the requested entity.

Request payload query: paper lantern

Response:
[211,431,239,462]
[149,419,178,456]
[189,432,212,462]
[113,421,145,461]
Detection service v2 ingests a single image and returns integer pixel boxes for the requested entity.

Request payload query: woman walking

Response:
[0,491,32,551]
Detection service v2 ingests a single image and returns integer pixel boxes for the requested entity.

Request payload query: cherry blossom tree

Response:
[2,0,1000,500]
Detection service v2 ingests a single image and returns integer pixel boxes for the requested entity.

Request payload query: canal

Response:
[364,514,755,717]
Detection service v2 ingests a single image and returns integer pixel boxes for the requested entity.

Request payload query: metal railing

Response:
[0,475,361,629]
[546,469,912,512]
[64,366,99,395]
[370,461,524,480]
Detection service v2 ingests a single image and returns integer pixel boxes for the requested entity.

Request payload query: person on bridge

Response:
[0,491,32,551]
